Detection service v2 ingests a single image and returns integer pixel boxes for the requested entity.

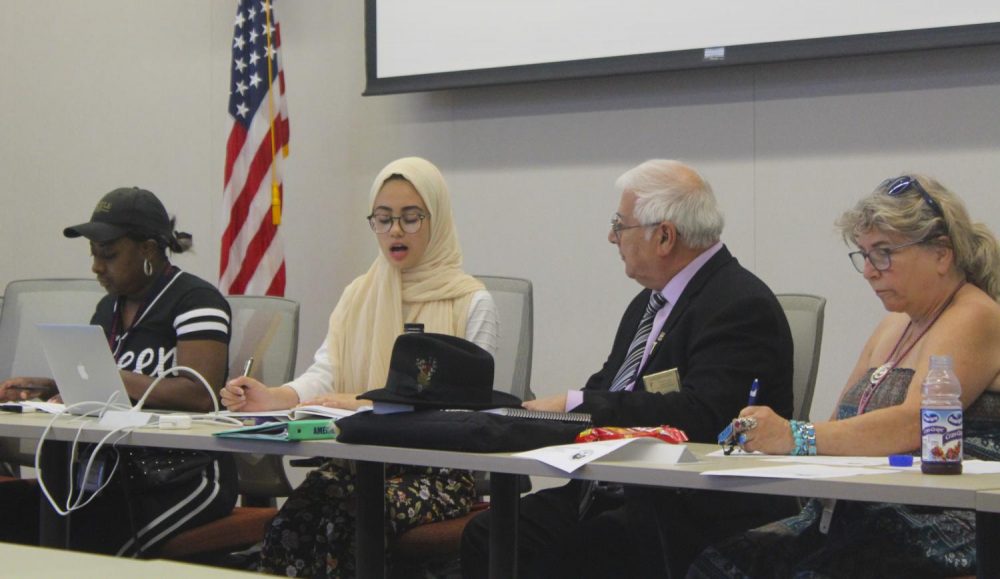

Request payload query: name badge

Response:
[643,368,680,394]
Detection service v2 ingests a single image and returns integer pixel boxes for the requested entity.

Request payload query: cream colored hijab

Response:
[326,157,485,394]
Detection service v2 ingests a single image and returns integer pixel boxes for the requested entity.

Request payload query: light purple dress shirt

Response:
[565,241,724,411]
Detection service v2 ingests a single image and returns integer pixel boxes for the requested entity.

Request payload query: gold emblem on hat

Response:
[416,357,437,390]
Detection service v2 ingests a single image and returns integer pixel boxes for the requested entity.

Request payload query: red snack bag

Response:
[574,425,688,444]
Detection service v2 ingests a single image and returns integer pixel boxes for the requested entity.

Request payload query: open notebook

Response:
[216,405,363,425]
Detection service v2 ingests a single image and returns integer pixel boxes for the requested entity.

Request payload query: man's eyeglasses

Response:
[848,238,927,273]
[882,176,944,219]
[610,214,654,243]
[367,210,427,234]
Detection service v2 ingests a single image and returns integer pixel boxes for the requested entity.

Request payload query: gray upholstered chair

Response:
[776,293,827,421]
[0,279,105,471]
[158,294,300,560]
[390,275,535,573]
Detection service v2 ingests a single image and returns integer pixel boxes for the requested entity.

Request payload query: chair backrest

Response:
[0,279,106,379]
[776,293,827,421]
[226,295,300,387]
[0,279,106,468]
[475,276,534,402]
[225,294,300,502]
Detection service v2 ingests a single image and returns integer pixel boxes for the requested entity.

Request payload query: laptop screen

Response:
[35,324,132,414]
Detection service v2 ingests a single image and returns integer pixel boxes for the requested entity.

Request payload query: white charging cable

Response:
[131,365,219,414]
[34,393,134,515]
[35,365,222,515]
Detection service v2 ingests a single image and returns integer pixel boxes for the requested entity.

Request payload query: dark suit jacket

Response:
[576,245,794,441]
[574,245,798,576]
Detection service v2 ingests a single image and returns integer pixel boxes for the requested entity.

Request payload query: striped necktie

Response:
[609,291,668,392]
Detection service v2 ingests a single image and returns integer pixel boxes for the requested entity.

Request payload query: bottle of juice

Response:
[920,355,963,475]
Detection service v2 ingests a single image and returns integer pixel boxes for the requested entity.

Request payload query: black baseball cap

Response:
[64,187,171,243]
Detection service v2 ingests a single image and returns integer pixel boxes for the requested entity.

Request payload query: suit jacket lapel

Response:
[639,246,735,374]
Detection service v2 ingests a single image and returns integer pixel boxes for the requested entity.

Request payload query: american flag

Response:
[220,0,290,296]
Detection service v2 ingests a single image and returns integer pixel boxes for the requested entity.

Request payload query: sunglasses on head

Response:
[881,176,944,219]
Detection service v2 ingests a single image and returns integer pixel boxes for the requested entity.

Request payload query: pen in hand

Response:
[747,378,759,406]
[228,357,254,408]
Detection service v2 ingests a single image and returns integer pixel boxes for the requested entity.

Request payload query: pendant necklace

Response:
[857,280,965,414]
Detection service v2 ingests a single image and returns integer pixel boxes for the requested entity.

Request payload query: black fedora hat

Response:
[359,333,521,410]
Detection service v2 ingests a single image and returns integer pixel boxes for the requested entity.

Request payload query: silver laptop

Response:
[36,324,133,415]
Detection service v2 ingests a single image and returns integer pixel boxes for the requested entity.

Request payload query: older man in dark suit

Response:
[461,159,798,578]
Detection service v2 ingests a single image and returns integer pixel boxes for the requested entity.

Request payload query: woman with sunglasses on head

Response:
[688,175,1000,578]
[220,157,497,577]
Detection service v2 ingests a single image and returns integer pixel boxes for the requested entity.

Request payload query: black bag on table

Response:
[336,410,585,452]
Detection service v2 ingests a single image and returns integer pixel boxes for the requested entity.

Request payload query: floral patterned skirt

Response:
[259,460,475,578]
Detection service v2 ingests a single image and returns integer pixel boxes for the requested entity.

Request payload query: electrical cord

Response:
[35,365,226,516]
[132,365,219,414]
[35,393,133,515]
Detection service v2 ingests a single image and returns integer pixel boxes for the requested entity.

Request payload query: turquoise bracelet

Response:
[790,420,817,456]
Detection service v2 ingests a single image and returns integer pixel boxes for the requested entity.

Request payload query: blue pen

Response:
[747,378,760,406]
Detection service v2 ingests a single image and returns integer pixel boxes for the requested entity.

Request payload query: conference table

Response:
[0,541,262,578]
[3,411,1000,579]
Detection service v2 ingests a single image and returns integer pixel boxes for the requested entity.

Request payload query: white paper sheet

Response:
[706,451,920,468]
[705,448,762,458]
[959,459,1000,474]
[514,438,695,473]
[765,456,905,467]
[18,401,66,414]
[701,463,899,479]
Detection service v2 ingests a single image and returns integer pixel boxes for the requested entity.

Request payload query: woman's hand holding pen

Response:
[221,377,301,412]
[0,377,56,402]
[220,376,270,411]
[736,406,794,454]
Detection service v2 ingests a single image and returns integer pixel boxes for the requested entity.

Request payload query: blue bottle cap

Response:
[889,454,914,467]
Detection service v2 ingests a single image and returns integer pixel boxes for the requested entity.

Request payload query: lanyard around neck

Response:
[108,266,178,356]
[856,280,965,414]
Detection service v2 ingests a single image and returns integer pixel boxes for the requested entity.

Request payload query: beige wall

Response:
[3,1,999,421]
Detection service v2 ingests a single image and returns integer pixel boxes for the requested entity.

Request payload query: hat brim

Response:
[64,222,128,243]
[359,388,522,411]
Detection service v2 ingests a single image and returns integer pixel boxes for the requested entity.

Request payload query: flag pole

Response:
[263,0,282,226]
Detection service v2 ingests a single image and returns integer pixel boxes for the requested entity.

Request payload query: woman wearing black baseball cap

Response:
[0,186,237,556]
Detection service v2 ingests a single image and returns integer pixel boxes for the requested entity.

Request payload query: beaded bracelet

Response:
[790,420,817,456]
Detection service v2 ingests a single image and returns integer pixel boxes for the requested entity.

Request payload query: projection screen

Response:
[365,1,1000,95]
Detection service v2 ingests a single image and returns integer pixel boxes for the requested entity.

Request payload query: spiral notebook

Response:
[482,407,592,424]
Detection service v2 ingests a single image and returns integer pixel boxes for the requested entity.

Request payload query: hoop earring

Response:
[143,258,154,277]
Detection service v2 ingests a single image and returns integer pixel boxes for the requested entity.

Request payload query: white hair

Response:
[615,159,724,249]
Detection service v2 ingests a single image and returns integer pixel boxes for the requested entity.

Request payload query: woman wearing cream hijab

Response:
[222,157,497,577]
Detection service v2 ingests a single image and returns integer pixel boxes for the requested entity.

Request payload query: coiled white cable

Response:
[35,365,226,515]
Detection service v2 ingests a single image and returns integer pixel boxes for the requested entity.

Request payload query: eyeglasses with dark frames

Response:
[881,176,944,219]
[366,210,427,234]
[848,238,927,273]
[610,213,655,243]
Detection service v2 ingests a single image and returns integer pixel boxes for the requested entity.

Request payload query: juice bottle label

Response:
[920,408,963,463]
